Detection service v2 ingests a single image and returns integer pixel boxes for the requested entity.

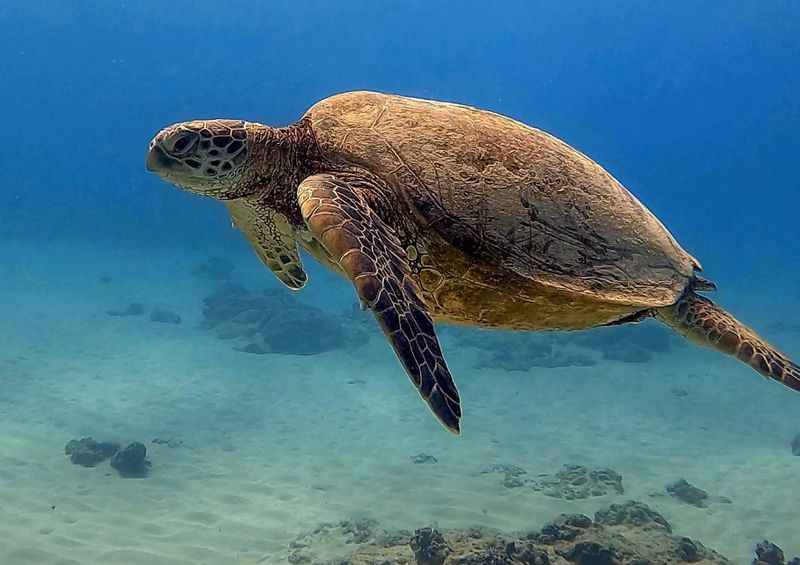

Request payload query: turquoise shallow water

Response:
[1,2,799,564]
[0,240,798,563]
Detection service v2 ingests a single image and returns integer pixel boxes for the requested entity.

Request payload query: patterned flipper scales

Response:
[226,200,308,289]
[658,291,800,391]
[297,173,462,433]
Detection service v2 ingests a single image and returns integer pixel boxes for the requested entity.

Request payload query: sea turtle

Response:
[146,91,799,434]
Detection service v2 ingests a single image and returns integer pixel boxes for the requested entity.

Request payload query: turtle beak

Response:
[146,143,172,174]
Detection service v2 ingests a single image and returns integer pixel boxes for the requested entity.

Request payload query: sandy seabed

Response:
[0,240,798,564]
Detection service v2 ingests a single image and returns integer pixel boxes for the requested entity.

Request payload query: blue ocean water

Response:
[1,2,798,564]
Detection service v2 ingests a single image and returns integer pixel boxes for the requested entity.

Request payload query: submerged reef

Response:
[286,500,742,564]
[791,434,800,456]
[482,463,528,489]
[532,465,624,500]
[445,320,680,371]
[200,284,367,355]
[483,463,623,499]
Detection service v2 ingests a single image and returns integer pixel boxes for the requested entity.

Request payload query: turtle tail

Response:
[656,290,800,392]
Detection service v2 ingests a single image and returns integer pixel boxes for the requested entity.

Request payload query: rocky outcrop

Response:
[285,501,735,564]
[752,540,800,565]
[110,442,150,477]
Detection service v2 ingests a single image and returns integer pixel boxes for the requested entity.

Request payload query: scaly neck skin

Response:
[243,118,321,226]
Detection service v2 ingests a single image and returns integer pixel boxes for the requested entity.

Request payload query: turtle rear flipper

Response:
[657,291,800,391]
[297,173,462,433]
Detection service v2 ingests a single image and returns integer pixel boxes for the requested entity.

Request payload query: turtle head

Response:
[146,119,255,199]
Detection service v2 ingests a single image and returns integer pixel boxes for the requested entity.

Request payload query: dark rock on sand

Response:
[501,476,527,489]
[449,547,515,564]
[567,321,679,364]
[411,453,438,464]
[286,552,309,564]
[106,303,145,317]
[150,307,182,324]
[453,542,549,565]
[531,464,624,500]
[558,540,619,565]
[288,518,405,564]
[505,542,551,564]
[110,442,150,477]
[483,463,623,498]
[446,321,678,371]
[753,540,785,565]
[65,437,120,467]
[287,500,729,564]
[201,285,362,355]
[667,479,709,508]
[449,329,596,371]
[476,338,596,371]
[410,527,451,565]
[491,349,596,371]
[752,540,800,565]
[482,463,528,478]
[482,463,528,489]
[675,537,704,562]
[533,514,593,543]
[191,257,236,281]
[791,434,800,456]
[341,518,380,544]
[594,500,672,532]
[152,437,183,448]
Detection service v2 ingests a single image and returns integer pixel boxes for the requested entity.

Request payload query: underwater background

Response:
[0,1,798,563]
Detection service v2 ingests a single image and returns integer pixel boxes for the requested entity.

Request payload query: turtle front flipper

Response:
[297,173,462,433]
[226,200,308,289]
[657,291,800,391]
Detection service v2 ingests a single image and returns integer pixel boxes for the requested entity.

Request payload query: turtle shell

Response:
[306,91,699,307]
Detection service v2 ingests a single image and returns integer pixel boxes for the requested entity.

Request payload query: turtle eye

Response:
[169,132,197,155]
